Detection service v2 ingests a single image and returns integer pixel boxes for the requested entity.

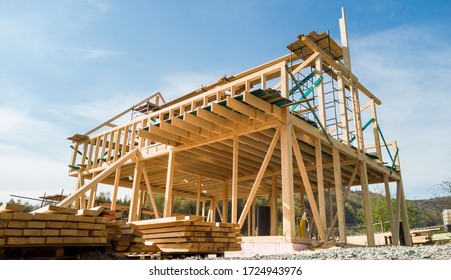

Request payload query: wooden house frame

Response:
[59,10,412,247]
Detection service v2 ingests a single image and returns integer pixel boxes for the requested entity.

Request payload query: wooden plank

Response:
[78,223,106,230]
[32,213,68,221]
[4,229,23,236]
[242,91,281,117]
[12,212,33,221]
[46,221,65,229]
[95,217,111,224]
[41,229,60,236]
[27,237,46,245]
[6,237,27,245]
[32,205,78,215]
[0,238,4,246]
[89,230,109,237]
[0,220,7,228]
[45,237,64,244]
[60,229,79,236]
[66,215,96,223]
[316,138,326,233]
[0,213,13,220]
[0,203,25,213]
[7,220,27,228]
[77,206,104,217]
[26,221,47,229]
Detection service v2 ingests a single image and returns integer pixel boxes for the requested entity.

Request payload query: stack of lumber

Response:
[107,220,159,254]
[0,203,108,247]
[132,216,242,253]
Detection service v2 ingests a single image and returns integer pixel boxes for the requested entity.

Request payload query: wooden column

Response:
[88,173,98,208]
[128,160,143,222]
[315,56,326,126]
[163,151,175,217]
[316,139,327,234]
[399,178,413,246]
[333,148,346,243]
[111,167,121,210]
[280,112,296,240]
[280,64,289,98]
[210,199,217,222]
[370,99,383,161]
[337,72,350,144]
[393,179,402,245]
[270,174,278,236]
[223,181,229,223]
[383,174,395,236]
[232,135,239,223]
[251,201,256,236]
[196,176,202,216]
[359,162,375,246]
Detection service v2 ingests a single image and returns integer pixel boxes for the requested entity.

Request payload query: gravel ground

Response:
[221,243,451,260]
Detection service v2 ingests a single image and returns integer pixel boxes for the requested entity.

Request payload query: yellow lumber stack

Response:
[132,216,242,253]
[107,220,159,254]
[0,203,109,247]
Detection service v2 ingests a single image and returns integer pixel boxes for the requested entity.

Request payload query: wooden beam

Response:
[226,96,267,122]
[242,91,281,117]
[291,126,326,241]
[337,71,350,144]
[110,167,121,210]
[360,161,375,246]
[333,147,346,243]
[270,174,278,236]
[238,126,280,227]
[128,160,143,222]
[370,99,383,162]
[383,173,395,238]
[196,176,202,216]
[58,148,138,207]
[232,135,239,223]
[399,177,413,246]
[142,166,160,219]
[223,181,229,223]
[163,151,175,217]
[315,56,326,127]
[316,139,327,233]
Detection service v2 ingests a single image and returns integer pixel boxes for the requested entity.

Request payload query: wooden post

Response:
[137,190,145,220]
[88,173,98,208]
[370,99,383,161]
[280,109,296,240]
[360,162,375,246]
[128,160,143,222]
[111,167,121,210]
[315,56,326,127]
[393,179,402,245]
[280,63,289,98]
[163,151,175,217]
[270,174,278,236]
[232,135,239,223]
[223,181,229,223]
[333,148,346,243]
[399,178,413,246]
[211,199,217,222]
[196,176,202,216]
[383,174,395,236]
[251,201,256,236]
[316,139,327,234]
[337,72,350,144]
[201,200,206,218]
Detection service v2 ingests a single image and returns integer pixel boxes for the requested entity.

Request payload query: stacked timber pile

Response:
[132,216,242,254]
[107,220,159,255]
[0,203,158,258]
[0,203,108,247]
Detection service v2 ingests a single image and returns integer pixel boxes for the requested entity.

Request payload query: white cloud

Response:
[351,25,451,199]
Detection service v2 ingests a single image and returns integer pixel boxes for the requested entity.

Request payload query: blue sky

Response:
[0,0,450,204]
